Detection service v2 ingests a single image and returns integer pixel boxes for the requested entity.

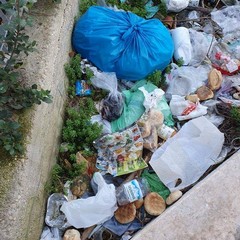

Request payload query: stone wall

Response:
[0,1,79,239]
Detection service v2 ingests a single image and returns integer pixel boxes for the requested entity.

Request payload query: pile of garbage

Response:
[41,0,240,239]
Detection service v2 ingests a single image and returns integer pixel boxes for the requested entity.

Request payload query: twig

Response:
[163,16,211,23]
[214,0,221,9]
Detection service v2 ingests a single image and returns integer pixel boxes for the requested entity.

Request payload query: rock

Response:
[166,190,183,206]
[63,229,81,240]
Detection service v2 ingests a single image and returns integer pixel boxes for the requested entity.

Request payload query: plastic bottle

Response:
[116,178,149,206]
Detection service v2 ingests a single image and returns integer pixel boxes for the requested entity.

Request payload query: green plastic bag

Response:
[141,169,170,200]
[111,80,174,133]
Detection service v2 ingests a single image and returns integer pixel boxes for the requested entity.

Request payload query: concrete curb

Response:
[133,150,240,240]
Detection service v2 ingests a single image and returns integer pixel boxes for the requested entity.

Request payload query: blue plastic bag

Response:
[72,6,174,80]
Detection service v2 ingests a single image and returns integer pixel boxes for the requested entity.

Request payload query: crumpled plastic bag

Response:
[60,172,117,228]
[170,95,208,121]
[45,193,68,230]
[166,0,190,12]
[165,64,211,99]
[91,71,123,121]
[150,116,224,192]
[171,27,192,65]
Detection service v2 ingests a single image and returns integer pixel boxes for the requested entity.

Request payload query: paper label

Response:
[158,124,175,140]
[226,61,238,73]
[124,180,143,202]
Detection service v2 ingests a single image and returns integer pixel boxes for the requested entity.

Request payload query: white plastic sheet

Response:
[150,116,224,192]
[60,172,117,228]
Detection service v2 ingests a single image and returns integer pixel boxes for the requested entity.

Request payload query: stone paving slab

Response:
[132,150,240,240]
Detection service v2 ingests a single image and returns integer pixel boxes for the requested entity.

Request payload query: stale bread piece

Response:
[133,198,144,209]
[166,190,183,205]
[208,68,222,90]
[63,229,81,240]
[144,192,166,216]
[114,203,136,224]
[196,86,214,101]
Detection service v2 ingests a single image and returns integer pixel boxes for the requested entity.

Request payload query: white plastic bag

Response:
[60,172,117,228]
[171,27,192,65]
[166,0,190,12]
[138,87,165,111]
[170,95,207,121]
[150,116,224,192]
[165,64,211,99]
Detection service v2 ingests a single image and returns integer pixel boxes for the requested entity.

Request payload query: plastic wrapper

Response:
[91,71,123,121]
[170,95,208,121]
[165,64,211,99]
[94,124,147,176]
[45,193,69,230]
[150,116,224,192]
[60,172,117,228]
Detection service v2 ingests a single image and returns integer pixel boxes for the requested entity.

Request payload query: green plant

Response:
[146,70,166,88]
[65,54,82,98]
[230,106,240,127]
[79,0,97,15]
[0,0,52,156]
[62,98,102,157]
[67,162,87,179]
[45,164,64,194]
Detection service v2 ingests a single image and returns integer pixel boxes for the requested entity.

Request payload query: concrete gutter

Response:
[0,1,79,239]
[133,150,240,240]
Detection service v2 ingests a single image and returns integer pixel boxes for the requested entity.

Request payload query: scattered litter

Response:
[42,1,240,239]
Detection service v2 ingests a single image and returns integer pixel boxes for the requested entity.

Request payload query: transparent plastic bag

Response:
[60,172,117,228]
[211,6,240,42]
[91,115,112,135]
[189,29,216,66]
[165,64,211,99]
[91,72,123,121]
[149,116,224,192]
